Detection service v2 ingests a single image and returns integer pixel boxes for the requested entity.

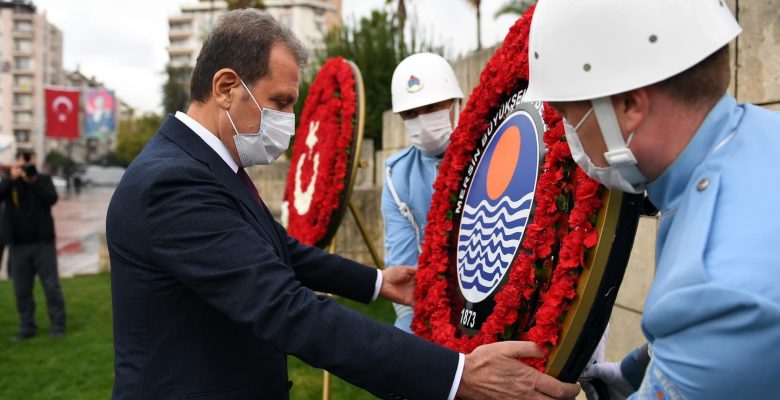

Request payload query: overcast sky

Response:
[33,0,521,114]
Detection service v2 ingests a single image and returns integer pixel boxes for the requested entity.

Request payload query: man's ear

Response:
[213,68,240,110]
[612,88,650,135]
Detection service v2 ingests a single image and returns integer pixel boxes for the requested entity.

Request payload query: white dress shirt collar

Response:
[175,111,239,173]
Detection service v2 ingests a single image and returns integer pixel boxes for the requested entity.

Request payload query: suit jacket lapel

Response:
[158,115,287,254]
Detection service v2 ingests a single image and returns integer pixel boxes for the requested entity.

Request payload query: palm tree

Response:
[464,0,482,51]
[386,0,408,40]
[494,0,534,18]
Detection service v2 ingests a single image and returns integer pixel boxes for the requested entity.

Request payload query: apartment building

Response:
[0,0,63,159]
[167,0,343,81]
[168,0,229,72]
[264,0,342,51]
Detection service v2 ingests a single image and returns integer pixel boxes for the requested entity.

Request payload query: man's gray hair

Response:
[190,8,309,103]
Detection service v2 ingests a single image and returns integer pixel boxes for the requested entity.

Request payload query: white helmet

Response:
[391,53,463,113]
[524,0,742,102]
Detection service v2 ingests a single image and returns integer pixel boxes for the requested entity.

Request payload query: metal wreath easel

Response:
[311,60,383,400]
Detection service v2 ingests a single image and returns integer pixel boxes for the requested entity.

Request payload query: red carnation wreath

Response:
[411,6,603,371]
[285,57,357,246]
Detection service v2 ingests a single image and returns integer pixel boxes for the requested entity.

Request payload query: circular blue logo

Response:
[457,110,540,303]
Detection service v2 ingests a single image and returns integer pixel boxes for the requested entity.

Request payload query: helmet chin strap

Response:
[591,96,647,185]
[453,100,460,128]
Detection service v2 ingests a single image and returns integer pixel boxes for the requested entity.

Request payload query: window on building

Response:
[14,130,30,143]
[170,22,192,32]
[14,21,32,33]
[173,54,191,64]
[170,38,188,47]
[14,94,31,107]
[14,57,31,70]
[14,75,32,90]
[279,12,293,29]
[14,112,32,124]
[15,39,32,52]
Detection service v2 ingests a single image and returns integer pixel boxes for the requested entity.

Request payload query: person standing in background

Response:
[383,53,463,332]
[0,149,65,341]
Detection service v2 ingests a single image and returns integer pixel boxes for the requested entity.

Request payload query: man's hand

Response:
[10,166,22,181]
[379,266,416,305]
[457,341,580,400]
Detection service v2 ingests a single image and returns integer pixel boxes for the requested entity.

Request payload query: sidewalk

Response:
[0,186,115,280]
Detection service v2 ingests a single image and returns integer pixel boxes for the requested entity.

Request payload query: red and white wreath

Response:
[284,57,357,247]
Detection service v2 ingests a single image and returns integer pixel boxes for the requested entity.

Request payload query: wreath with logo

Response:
[412,7,608,372]
[285,57,358,247]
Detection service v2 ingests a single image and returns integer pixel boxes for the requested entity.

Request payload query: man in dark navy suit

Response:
[107,9,580,400]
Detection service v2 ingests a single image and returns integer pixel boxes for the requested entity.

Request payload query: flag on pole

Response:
[84,88,117,138]
[45,87,81,139]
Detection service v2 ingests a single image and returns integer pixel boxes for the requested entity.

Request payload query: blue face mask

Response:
[224,78,295,167]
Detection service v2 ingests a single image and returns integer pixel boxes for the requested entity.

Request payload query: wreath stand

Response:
[319,58,386,400]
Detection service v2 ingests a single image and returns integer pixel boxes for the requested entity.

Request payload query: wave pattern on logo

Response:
[457,192,534,298]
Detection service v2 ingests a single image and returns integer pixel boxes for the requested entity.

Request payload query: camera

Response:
[21,152,37,178]
[22,163,37,178]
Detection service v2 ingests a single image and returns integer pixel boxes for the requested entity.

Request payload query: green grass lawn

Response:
[0,273,395,399]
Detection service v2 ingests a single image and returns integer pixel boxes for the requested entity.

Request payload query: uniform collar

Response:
[413,146,446,161]
[175,111,239,173]
[647,95,742,213]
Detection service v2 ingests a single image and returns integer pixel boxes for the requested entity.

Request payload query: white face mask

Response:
[403,102,458,156]
[563,99,646,194]
[225,79,295,167]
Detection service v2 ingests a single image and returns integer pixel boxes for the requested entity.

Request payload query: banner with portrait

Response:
[84,88,117,139]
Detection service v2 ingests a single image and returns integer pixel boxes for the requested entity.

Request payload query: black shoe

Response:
[11,332,36,342]
[49,332,65,340]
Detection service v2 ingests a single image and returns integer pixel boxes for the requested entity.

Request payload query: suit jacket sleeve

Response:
[278,223,377,303]
[146,161,459,400]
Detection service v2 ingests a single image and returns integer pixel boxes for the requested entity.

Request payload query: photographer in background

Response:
[0,149,65,341]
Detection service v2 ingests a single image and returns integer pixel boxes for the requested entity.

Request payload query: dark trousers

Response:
[9,242,66,335]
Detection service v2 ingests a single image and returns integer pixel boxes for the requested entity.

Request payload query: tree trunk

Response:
[398,0,406,34]
[476,0,482,50]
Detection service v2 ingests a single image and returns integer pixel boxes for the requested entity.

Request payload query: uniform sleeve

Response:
[381,176,420,267]
[632,285,780,399]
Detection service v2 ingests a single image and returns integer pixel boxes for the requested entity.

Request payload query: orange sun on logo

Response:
[486,125,522,200]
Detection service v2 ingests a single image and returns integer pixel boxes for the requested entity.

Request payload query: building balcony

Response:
[12,30,33,38]
[168,45,194,55]
[12,68,34,75]
[169,30,192,39]
[12,104,33,112]
[13,121,34,130]
[12,65,34,74]
[169,14,195,23]
[169,60,195,69]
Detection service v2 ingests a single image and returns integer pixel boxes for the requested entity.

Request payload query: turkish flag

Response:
[45,87,81,139]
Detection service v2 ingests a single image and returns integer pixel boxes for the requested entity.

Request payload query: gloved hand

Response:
[580,361,635,399]
[580,343,651,400]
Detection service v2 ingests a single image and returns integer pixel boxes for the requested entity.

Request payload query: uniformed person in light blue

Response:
[525,0,780,398]
[383,53,463,332]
